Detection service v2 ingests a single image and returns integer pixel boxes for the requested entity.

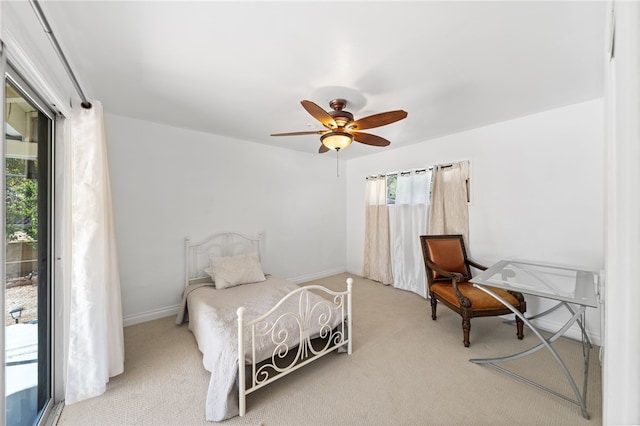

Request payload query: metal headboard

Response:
[184,232,263,287]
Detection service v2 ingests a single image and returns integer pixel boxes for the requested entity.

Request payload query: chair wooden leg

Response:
[515,315,524,340]
[430,297,437,320]
[462,317,471,347]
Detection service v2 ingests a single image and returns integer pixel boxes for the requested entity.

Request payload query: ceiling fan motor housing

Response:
[328,99,353,128]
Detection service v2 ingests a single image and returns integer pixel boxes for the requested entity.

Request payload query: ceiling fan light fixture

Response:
[321,131,353,151]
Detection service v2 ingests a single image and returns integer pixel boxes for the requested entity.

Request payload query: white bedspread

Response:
[176,276,342,421]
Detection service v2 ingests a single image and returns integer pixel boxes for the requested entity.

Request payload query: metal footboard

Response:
[237,277,353,416]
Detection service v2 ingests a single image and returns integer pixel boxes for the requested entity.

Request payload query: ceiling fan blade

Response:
[271,130,326,136]
[353,132,391,147]
[319,144,329,154]
[301,100,337,129]
[349,110,408,131]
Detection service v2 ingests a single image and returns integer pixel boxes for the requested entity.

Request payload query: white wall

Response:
[346,99,605,343]
[602,2,640,424]
[104,114,347,325]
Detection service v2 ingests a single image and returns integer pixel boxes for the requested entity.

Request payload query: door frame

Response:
[4,62,57,426]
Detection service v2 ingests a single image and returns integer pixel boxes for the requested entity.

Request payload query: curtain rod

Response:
[29,0,92,109]
[365,163,454,180]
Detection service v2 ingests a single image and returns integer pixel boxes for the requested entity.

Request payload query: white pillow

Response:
[210,252,266,289]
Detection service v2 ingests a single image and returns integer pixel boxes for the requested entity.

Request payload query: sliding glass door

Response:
[4,68,54,426]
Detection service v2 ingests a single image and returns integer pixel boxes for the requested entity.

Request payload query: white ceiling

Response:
[36,1,604,159]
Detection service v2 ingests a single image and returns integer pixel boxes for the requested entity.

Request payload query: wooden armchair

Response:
[419,235,526,347]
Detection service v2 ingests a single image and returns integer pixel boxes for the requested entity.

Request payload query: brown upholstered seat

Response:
[420,234,526,347]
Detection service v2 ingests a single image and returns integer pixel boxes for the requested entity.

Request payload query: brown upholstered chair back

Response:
[422,235,472,284]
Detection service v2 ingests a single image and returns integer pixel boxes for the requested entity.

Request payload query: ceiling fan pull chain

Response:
[336,150,340,178]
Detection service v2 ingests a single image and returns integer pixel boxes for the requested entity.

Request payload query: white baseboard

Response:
[287,267,347,284]
[531,317,602,347]
[123,304,180,327]
[346,266,362,276]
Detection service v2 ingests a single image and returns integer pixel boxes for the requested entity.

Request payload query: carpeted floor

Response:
[56,273,602,425]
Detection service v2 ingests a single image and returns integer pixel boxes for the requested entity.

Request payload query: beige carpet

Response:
[56,273,602,425]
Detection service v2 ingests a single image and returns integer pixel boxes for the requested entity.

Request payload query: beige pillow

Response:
[210,252,266,289]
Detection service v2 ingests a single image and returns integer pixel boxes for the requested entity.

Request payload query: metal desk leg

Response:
[469,285,591,419]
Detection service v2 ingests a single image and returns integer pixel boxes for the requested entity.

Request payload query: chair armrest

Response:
[424,259,471,308]
[466,258,487,271]
[508,290,526,307]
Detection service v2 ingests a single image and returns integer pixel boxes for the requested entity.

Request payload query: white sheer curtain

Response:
[429,161,470,245]
[362,176,393,284]
[64,101,124,404]
[389,170,432,297]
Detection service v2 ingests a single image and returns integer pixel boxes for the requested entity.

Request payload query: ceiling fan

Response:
[271,99,408,154]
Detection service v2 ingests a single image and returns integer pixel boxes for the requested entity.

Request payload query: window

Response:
[386,174,397,205]
[382,166,468,206]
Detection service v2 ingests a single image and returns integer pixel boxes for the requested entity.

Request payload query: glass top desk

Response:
[469,259,599,419]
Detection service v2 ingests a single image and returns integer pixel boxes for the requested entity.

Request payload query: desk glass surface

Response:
[470,260,598,308]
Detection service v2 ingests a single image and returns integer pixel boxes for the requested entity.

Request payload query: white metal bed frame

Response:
[184,232,352,417]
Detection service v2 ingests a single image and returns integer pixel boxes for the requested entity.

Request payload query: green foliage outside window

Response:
[386,174,397,205]
[6,158,38,242]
